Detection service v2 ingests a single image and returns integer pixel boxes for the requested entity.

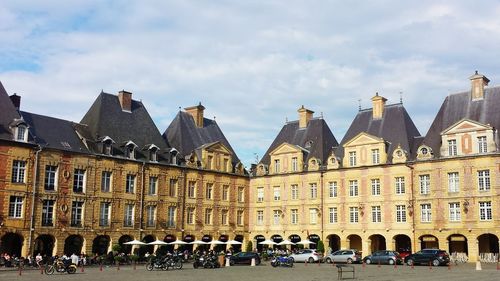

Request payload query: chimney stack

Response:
[371,92,387,119]
[10,94,21,110]
[185,102,205,128]
[469,71,489,100]
[298,105,314,129]
[118,90,132,112]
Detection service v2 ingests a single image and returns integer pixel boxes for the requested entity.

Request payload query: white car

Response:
[288,249,322,263]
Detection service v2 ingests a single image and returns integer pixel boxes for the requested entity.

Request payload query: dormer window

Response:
[10,119,28,142]
[123,141,137,160]
[16,125,27,142]
[305,140,313,149]
[170,148,178,165]
[100,136,115,156]
[448,139,457,156]
[150,149,157,162]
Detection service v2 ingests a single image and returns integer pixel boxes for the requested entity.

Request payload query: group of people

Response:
[0,252,91,268]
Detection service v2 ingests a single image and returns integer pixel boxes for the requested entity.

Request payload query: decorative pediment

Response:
[327,152,340,170]
[392,144,408,164]
[343,132,384,148]
[269,142,307,156]
[441,119,492,135]
[308,157,321,171]
[201,141,232,155]
[416,144,433,160]
[256,163,268,176]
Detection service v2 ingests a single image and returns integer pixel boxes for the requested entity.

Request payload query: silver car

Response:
[288,249,322,263]
[324,249,362,264]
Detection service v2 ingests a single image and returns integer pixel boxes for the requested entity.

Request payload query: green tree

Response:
[316,240,325,254]
[246,240,253,252]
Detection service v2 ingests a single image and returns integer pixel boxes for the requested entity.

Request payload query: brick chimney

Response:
[469,71,490,100]
[185,102,205,128]
[118,90,132,112]
[9,94,21,110]
[371,92,387,119]
[298,105,314,129]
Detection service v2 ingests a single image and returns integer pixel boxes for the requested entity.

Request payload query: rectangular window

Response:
[101,171,112,192]
[206,183,213,199]
[207,155,213,169]
[9,196,24,219]
[273,186,280,201]
[188,181,196,198]
[310,183,318,199]
[479,201,492,221]
[71,201,83,227]
[371,179,381,196]
[256,210,264,225]
[291,209,298,224]
[372,149,380,164]
[274,159,280,173]
[349,180,358,197]
[273,210,280,225]
[291,157,298,172]
[448,139,457,156]
[448,172,459,192]
[149,177,158,195]
[449,202,461,222]
[237,210,244,226]
[44,165,57,190]
[291,184,299,200]
[187,208,195,225]
[257,187,264,202]
[16,126,26,141]
[99,202,110,226]
[349,151,357,166]
[168,178,176,197]
[221,209,228,225]
[396,205,406,222]
[349,207,359,223]
[167,206,176,227]
[372,206,381,223]
[205,208,212,225]
[11,160,26,183]
[309,208,317,224]
[124,204,134,227]
[395,177,405,194]
[478,170,490,191]
[41,200,55,226]
[238,187,244,202]
[478,136,487,153]
[146,205,156,227]
[419,174,430,195]
[223,159,229,172]
[329,207,338,223]
[125,174,135,193]
[73,169,86,193]
[222,185,229,201]
[329,182,338,198]
[421,204,432,222]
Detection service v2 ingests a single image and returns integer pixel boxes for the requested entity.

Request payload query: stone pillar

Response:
[468,239,480,262]
[22,237,29,257]
[391,238,396,251]
[363,239,371,256]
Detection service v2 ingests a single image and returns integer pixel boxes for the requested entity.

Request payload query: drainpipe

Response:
[180,168,187,237]
[28,145,42,255]
[405,163,416,253]
[320,169,325,245]
[139,161,146,240]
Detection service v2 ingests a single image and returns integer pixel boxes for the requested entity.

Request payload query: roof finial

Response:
[399,91,403,104]
[285,116,288,123]
[376,92,379,96]
[320,112,323,118]
[475,70,478,75]
[213,116,216,121]
[358,99,362,111]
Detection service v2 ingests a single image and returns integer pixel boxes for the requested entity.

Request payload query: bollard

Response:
[448,262,451,270]
[411,262,414,270]
[318,259,321,266]
[475,261,482,271]
[81,264,85,273]
[19,266,22,276]
[305,259,308,266]
[41,266,44,274]
[225,257,231,267]
[429,261,432,270]
[117,263,120,271]
[134,261,136,270]
[394,261,397,269]
[497,261,499,270]
[100,263,103,271]
[378,260,381,268]
[251,258,256,267]
[362,261,365,269]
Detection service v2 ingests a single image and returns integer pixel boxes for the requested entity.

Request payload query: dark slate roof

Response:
[164,111,241,165]
[20,111,91,153]
[260,118,339,165]
[339,103,421,162]
[80,92,170,159]
[0,81,21,140]
[422,86,500,158]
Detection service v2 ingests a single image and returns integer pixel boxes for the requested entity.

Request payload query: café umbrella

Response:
[226,240,243,245]
[169,239,188,245]
[277,239,296,246]
[123,239,146,245]
[148,239,169,245]
[258,239,277,245]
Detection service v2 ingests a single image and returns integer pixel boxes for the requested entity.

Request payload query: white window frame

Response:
[204,208,212,225]
[310,183,317,199]
[421,203,432,222]
[477,136,487,153]
[206,183,213,199]
[273,210,280,225]
[349,180,358,197]
[167,206,176,227]
[101,171,112,192]
[44,165,58,191]
[41,199,55,226]
[448,139,457,156]
[309,208,317,224]
[291,184,299,200]
[329,182,338,198]
[222,185,229,201]
[99,202,111,226]
[396,205,406,223]
[448,172,459,193]
[125,174,135,193]
[372,206,381,223]
[395,177,405,194]
[291,209,298,224]
[146,205,156,227]
[291,157,298,172]
[149,176,158,195]
[237,210,244,226]
[256,210,264,225]
[478,170,490,191]
[349,207,359,223]
[372,149,380,164]
[9,196,24,218]
[329,207,338,223]
[12,160,26,183]
[419,174,430,195]
[273,186,280,201]
[124,204,134,227]
[221,209,228,225]
[73,169,86,193]
[187,208,195,225]
[449,202,461,222]
[371,179,380,196]
[71,201,84,227]
[479,201,492,221]
[274,159,280,173]
[257,187,264,202]
[349,151,357,166]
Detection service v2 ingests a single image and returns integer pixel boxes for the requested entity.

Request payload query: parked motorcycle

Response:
[271,256,294,267]
[45,259,77,274]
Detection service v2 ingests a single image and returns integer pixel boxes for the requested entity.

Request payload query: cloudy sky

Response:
[1,1,499,167]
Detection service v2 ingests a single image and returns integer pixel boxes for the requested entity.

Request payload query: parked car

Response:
[228,252,261,265]
[288,249,322,263]
[404,249,450,266]
[324,249,362,264]
[363,250,403,265]
[397,249,411,260]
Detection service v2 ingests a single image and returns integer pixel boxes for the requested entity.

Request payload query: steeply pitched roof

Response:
[20,111,92,153]
[260,118,339,165]
[80,92,170,159]
[339,103,421,161]
[164,111,241,164]
[422,86,500,157]
[0,81,21,141]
